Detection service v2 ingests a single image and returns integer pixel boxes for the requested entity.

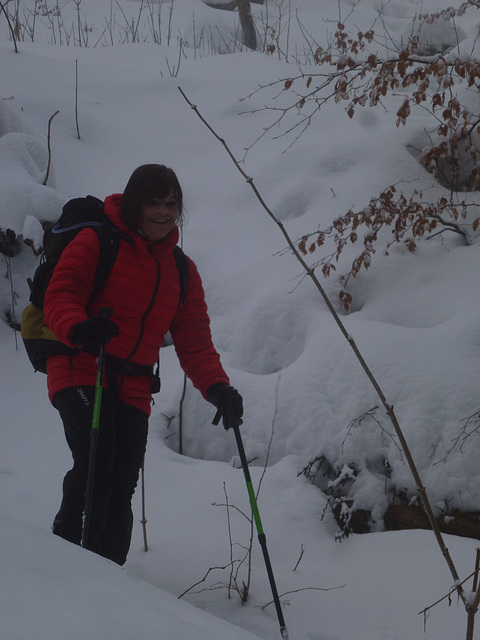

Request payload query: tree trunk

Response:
[237,0,257,50]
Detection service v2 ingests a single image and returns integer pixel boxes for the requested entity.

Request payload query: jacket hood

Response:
[104,193,180,250]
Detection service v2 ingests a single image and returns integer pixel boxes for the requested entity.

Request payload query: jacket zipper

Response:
[123,245,161,362]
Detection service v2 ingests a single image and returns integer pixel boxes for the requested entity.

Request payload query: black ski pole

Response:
[81,307,113,550]
[213,410,289,640]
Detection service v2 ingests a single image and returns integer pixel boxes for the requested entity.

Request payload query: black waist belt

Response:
[104,354,159,394]
[108,356,153,377]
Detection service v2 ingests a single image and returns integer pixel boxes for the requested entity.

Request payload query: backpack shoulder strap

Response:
[173,246,189,304]
[90,224,120,301]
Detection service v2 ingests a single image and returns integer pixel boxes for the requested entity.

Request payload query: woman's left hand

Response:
[208,383,243,430]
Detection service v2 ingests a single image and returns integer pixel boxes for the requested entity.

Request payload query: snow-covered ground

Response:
[1,1,480,638]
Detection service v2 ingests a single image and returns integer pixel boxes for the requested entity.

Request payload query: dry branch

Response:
[259,585,346,610]
[44,111,59,186]
[178,563,239,599]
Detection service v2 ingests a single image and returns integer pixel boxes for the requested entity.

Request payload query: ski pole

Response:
[213,410,289,640]
[81,307,113,550]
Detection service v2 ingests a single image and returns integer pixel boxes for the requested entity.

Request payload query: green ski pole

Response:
[81,307,113,550]
[213,410,289,640]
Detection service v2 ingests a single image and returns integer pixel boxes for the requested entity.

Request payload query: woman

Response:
[44,164,243,565]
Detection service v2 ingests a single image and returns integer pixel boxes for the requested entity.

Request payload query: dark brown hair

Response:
[120,164,183,229]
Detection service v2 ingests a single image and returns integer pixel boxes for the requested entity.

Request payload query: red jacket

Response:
[44,194,229,415]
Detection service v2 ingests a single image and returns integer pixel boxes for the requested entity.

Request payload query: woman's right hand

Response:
[70,316,119,350]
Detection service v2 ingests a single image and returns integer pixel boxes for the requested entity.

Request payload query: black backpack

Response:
[21,195,188,375]
[27,196,119,310]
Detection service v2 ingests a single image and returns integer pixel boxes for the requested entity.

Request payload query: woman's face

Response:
[140,194,178,241]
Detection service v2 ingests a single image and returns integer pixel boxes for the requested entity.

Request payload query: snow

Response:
[1,0,480,639]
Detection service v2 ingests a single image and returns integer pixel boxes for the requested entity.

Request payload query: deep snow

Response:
[1,0,480,639]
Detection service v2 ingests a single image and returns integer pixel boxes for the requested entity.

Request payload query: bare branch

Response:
[259,585,347,610]
[178,563,240,599]
[44,111,60,186]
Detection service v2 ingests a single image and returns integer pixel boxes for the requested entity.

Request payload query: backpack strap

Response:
[173,246,188,304]
[90,226,120,301]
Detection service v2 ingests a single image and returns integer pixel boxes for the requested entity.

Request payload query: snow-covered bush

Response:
[254,1,480,310]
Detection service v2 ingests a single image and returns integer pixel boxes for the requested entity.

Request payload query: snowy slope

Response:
[1,516,267,640]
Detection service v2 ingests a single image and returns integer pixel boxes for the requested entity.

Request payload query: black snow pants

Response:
[52,386,148,565]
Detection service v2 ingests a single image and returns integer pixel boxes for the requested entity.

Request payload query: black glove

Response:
[208,383,243,430]
[70,315,119,351]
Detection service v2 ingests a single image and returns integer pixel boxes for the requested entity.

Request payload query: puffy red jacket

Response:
[43,194,229,415]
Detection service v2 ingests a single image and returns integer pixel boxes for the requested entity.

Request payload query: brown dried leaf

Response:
[339,290,353,311]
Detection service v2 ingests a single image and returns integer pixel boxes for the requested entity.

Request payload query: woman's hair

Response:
[121,164,183,229]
